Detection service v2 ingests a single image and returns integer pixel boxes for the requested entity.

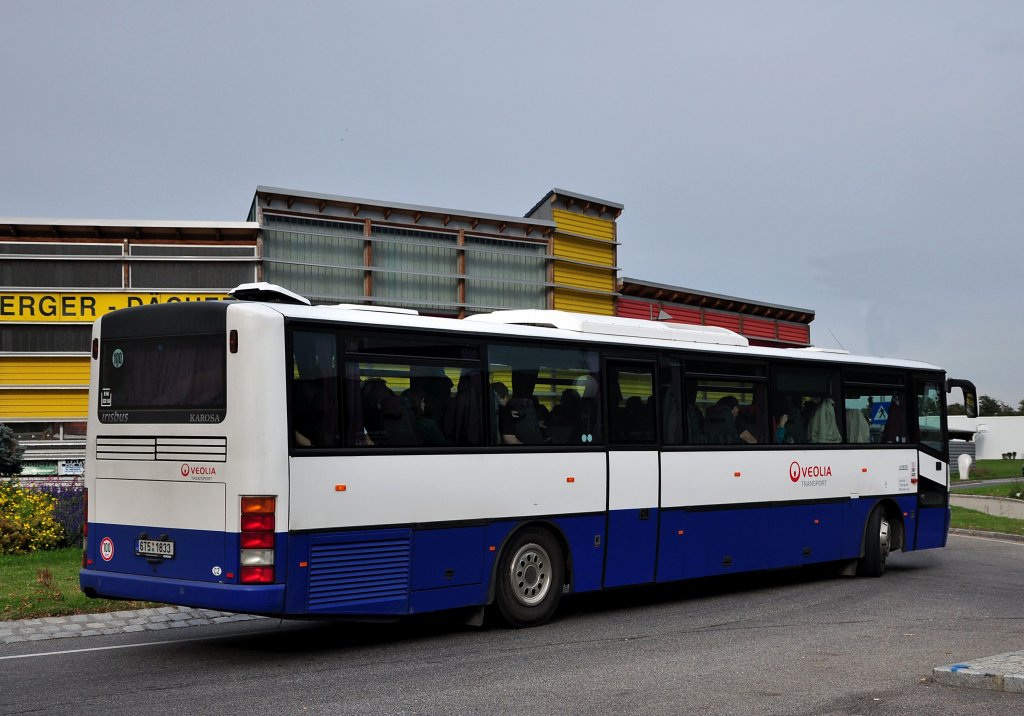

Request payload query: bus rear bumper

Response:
[80,570,286,615]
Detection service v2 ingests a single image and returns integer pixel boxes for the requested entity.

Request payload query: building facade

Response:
[1,187,813,474]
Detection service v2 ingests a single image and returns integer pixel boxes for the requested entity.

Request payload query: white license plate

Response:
[136,539,175,559]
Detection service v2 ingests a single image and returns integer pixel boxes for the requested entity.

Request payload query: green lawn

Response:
[955,480,1024,499]
[960,459,1024,480]
[950,506,1024,537]
[0,547,154,621]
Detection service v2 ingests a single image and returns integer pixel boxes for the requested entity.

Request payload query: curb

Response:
[0,606,263,644]
[948,528,1024,543]
[934,652,1024,693]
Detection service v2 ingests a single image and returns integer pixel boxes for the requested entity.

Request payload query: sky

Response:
[2,2,1022,403]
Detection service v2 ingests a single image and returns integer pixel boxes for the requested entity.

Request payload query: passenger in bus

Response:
[808,397,842,443]
[491,382,523,445]
[547,389,580,445]
[774,397,806,444]
[404,388,446,445]
[705,396,757,444]
[846,408,870,443]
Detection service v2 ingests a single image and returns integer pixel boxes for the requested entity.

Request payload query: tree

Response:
[979,395,1014,416]
[0,424,24,476]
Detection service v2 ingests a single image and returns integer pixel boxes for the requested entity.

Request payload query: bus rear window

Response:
[98,333,226,423]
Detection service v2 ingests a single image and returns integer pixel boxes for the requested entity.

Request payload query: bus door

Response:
[915,377,949,549]
[603,359,659,587]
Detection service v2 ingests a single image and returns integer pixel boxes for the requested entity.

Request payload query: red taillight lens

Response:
[240,566,275,584]
[240,532,274,549]
[240,513,275,532]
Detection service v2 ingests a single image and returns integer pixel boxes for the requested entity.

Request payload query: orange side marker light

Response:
[335,484,347,492]
[734,472,741,477]
[299,561,308,568]
[566,476,575,483]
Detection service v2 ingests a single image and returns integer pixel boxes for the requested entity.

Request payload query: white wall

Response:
[950,415,1024,459]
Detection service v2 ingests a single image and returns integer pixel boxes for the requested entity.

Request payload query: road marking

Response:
[0,625,285,661]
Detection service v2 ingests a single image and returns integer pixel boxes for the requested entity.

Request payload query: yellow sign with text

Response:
[0,292,228,322]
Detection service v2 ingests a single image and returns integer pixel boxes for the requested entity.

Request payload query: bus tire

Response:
[494,527,564,628]
[858,506,891,578]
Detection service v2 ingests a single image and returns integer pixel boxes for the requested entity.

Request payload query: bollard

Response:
[957,453,972,480]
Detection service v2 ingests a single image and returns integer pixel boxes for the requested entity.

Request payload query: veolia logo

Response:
[789,461,833,482]
[180,463,217,478]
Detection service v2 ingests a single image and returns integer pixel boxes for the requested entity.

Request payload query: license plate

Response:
[136,539,175,559]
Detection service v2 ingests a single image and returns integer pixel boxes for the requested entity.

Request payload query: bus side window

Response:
[290,330,339,448]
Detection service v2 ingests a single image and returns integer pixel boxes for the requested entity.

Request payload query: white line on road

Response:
[0,626,285,661]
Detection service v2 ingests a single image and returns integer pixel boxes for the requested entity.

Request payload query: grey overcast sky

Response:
[2,2,1022,403]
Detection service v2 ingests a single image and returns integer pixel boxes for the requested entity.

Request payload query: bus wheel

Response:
[858,506,891,578]
[495,528,564,628]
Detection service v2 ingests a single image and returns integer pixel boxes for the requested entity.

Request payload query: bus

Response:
[80,283,978,627]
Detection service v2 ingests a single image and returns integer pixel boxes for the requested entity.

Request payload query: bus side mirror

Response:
[946,379,978,419]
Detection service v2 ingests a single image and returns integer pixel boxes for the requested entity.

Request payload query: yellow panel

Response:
[553,264,616,292]
[0,356,90,386]
[553,289,614,316]
[553,235,615,267]
[551,210,615,241]
[0,388,88,419]
[0,291,227,322]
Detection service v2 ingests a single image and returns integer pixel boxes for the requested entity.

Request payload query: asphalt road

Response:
[3,534,1024,715]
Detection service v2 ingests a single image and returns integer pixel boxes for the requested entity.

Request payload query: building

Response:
[1,187,814,474]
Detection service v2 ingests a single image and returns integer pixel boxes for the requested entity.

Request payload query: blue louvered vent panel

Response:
[308,536,412,610]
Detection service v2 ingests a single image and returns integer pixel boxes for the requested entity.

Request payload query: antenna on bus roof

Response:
[229,282,312,306]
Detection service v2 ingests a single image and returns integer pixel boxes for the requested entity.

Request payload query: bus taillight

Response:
[239,496,275,584]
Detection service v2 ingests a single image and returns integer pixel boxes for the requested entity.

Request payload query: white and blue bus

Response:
[80,284,977,627]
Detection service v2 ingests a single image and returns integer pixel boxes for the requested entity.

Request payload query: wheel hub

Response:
[510,542,551,606]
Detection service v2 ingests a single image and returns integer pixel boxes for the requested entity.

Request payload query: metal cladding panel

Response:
[0,388,88,419]
[742,317,777,340]
[778,323,811,344]
[551,210,616,241]
[0,356,89,386]
[553,264,615,292]
[616,297,654,320]
[703,311,741,332]
[553,234,615,266]
[665,307,703,325]
[552,290,615,316]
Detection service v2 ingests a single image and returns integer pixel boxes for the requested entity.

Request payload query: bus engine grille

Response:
[307,534,412,611]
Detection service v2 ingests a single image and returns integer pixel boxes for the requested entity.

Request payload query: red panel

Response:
[777,323,810,345]
[741,317,776,339]
[616,297,656,320]
[703,311,741,332]
[665,306,702,325]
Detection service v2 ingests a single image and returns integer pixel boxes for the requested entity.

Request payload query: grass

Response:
[950,506,1024,537]
[0,547,155,621]
[955,480,1024,499]
[959,459,1024,480]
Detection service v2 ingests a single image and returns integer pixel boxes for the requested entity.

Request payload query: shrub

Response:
[0,479,64,554]
[34,478,84,548]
